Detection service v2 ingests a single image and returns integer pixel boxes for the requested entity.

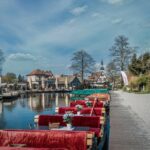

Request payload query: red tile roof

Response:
[27,69,53,77]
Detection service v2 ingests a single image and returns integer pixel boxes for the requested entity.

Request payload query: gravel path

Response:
[109,91,150,150]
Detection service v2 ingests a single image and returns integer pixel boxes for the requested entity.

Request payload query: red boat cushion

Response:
[70,100,104,108]
[38,115,101,128]
[38,115,66,126]
[58,107,103,116]
[89,128,101,137]
[70,101,86,107]
[72,116,100,128]
[0,130,87,150]
[0,148,67,150]
[80,108,103,116]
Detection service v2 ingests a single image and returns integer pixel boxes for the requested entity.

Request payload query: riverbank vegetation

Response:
[107,35,150,93]
[127,52,150,93]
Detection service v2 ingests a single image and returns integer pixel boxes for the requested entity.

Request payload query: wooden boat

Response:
[2,92,19,100]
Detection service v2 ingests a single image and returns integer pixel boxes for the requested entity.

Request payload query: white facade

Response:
[27,75,50,89]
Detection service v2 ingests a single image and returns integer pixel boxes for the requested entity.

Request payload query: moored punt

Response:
[0,148,68,150]
[71,89,110,95]
[69,100,105,107]
[0,88,110,150]
[34,114,105,148]
[70,89,110,101]
[33,116,108,149]
[0,88,110,149]
[0,130,93,150]
[35,115,103,128]
[2,92,20,100]
[58,107,106,117]
[34,89,110,149]
[86,93,110,102]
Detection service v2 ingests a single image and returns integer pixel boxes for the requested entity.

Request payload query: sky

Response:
[0,0,150,76]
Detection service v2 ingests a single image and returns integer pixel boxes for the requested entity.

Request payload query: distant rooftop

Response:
[27,69,53,77]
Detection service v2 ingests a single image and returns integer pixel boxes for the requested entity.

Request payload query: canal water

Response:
[0,93,71,129]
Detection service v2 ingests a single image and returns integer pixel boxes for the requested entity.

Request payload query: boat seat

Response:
[0,130,94,150]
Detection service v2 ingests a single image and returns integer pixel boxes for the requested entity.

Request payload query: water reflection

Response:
[0,93,71,129]
[0,101,6,128]
[28,93,70,112]
[0,101,2,114]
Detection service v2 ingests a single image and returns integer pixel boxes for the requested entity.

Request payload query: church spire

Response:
[100,60,104,70]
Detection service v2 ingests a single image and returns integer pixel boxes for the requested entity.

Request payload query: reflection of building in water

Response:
[0,101,3,114]
[42,93,45,109]
[28,94,52,112]
[65,94,69,106]
[55,93,69,112]
[56,93,69,107]
[28,93,70,112]
[55,93,59,111]
[28,95,42,112]
[0,101,6,128]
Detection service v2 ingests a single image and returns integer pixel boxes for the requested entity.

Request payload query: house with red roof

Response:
[27,69,54,90]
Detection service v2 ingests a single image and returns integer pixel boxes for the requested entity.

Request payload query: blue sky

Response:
[0,0,150,75]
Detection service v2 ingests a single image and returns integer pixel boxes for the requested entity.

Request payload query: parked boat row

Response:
[0,89,71,101]
[0,91,20,101]
[0,88,110,150]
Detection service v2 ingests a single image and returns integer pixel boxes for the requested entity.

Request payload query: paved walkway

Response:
[109,91,150,150]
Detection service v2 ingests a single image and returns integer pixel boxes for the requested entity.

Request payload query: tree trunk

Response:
[81,56,84,84]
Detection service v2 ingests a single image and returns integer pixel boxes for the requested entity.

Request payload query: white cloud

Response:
[7,53,36,61]
[112,18,123,24]
[68,18,76,24]
[101,0,124,5]
[92,12,101,18]
[1,0,149,75]
[70,5,88,16]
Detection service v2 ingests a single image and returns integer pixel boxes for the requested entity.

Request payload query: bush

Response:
[127,75,150,93]
[137,75,150,92]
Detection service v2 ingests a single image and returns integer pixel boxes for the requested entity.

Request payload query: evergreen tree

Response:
[128,52,150,75]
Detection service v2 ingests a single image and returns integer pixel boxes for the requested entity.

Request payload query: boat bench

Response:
[0,147,67,150]
[70,100,104,108]
[34,115,104,137]
[35,115,103,128]
[58,107,105,116]
[86,94,110,101]
[0,130,94,150]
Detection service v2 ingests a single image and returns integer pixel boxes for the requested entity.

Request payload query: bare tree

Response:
[109,35,135,71]
[106,61,118,89]
[70,50,95,83]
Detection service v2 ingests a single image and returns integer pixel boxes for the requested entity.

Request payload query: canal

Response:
[0,93,71,129]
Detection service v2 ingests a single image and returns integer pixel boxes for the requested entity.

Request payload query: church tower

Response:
[100,60,105,71]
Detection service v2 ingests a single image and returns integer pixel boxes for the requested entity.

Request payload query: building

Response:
[55,75,81,90]
[27,69,54,90]
[88,60,108,88]
[27,70,81,90]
